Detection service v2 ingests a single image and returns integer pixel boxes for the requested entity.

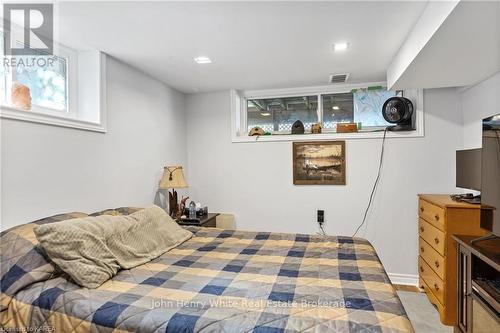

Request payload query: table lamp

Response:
[159,166,188,217]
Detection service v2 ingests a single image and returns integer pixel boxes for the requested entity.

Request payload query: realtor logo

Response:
[3,3,53,55]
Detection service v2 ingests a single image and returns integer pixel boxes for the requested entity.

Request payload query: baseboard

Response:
[388,273,419,286]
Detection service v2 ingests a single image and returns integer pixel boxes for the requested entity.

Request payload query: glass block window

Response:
[247,95,318,133]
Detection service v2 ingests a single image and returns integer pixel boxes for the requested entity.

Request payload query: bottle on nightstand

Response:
[188,201,196,219]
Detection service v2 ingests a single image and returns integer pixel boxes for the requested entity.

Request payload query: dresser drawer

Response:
[419,256,445,305]
[419,199,445,231]
[419,237,445,278]
[419,218,445,255]
[421,276,446,323]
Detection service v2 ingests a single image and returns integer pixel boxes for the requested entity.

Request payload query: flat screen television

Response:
[481,114,500,237]
[456,148,482,191]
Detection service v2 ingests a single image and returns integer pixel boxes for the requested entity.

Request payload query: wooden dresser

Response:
[418,194,485,326]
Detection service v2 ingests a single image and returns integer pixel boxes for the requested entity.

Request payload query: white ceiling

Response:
[59,1,428,93]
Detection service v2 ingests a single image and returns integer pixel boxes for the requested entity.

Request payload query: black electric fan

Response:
[382,97,414,131]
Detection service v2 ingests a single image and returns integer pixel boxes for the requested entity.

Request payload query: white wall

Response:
[1,56,187,230]
[461,71,500,149]
[185,88,463,278]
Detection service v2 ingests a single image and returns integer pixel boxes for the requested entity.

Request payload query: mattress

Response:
[0,209,413,333]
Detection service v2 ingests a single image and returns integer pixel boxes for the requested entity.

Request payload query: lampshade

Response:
[159,166,188,189]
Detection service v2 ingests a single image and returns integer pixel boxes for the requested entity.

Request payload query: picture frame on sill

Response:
[292,141,346,185]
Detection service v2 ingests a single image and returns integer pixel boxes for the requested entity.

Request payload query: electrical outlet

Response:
[317,210,324,223]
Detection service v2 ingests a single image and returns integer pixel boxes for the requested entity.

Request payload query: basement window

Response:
[2,47,74,117]
[246,89,394,133]
[1,33,107,132]
[247,95,318,132]
[15,55,68,111]
[231,83,424,142]
[321,92,354,129]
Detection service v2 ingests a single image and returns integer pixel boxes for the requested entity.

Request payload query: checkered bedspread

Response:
[1,209,413,333]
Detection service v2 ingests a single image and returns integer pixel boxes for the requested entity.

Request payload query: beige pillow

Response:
[34,206,192,288]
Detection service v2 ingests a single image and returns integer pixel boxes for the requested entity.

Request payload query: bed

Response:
[1,208,413,333]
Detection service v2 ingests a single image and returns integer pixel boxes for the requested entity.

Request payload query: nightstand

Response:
[176,213,219,227]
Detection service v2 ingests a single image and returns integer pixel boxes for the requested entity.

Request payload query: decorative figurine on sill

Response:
[292,120,305,134]
[312,123,322,134]
[11,82,31,110]
[249,126,265,136]
[177,196,189,218]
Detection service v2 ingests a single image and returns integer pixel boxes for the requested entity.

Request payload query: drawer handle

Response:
[434,237,439,244]
[420,266,424,272]
[420,207,424,212]
[434,283,439,291]
[434,261,440,268]
[434,214,440,221]
[420,226,424,232]
[420,246,425,253]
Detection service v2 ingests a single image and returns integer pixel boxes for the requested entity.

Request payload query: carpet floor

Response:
[397,291,453,333]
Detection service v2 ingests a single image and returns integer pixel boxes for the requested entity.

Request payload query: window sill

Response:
[232,127,424,143]
[0,105,106,133]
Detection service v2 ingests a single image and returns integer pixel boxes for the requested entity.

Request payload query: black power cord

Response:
[352,128,388,237]
[318,222,326,236]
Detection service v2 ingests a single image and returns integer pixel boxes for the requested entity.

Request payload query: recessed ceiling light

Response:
[333,42,349,52]
[194,56,212,64]
[332,106,340,110]
[260,112,271,116]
